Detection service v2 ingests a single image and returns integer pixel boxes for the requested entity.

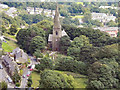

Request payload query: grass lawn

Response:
[31,70,88,88]
[4,33,16,41]
[2,39,18,52]
[31,71,40,88]
[74,78,88,88]
[76,2,83,5]
[71,15,84,19]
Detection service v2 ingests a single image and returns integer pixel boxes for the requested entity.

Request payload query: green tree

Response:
[55,55,87,75]
[16,25,45,53]
[29,36,45,54]
[2,26,7,34]
[27,76,32,87]
[106,20,118,27]
[67,35,92,61]
[35,57,53,72]
[33,49,43,59]
[0,81,7,90]
[60,35,71,54]
[88,58,119,89]
[9,24,18,35]
[39,70,76,88]
[12,69,21,84]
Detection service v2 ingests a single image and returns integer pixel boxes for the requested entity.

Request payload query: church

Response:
[48,5,68,51]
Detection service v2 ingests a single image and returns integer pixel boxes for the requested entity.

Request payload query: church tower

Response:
[52,4,62,51]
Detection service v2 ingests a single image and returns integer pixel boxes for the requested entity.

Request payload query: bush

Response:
[15,82,20,87]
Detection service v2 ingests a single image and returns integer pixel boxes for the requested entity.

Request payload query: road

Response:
[20,67,29,88]
[20,55,38,88]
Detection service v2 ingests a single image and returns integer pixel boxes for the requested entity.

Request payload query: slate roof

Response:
[3,56,16,72]
[11,47,28,63]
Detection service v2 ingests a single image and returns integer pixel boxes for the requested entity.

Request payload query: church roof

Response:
[48,34,53,42]
[48,30,68,42]
[62,30,68,36]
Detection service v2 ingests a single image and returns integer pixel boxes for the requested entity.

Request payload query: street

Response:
[20,55,38,88]
[20,67,29,88]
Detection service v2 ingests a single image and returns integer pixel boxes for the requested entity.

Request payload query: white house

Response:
[0,3,8,9]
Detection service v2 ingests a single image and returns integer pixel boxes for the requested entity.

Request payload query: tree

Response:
[0,81,7,90]
[106,20,118,27]
[12,69,21,84]
[35,57,53,72]
[33,49,43,59]
[9,24,18,35]
[82,12,91,23]
[62,25,112,47]
[16,25,45,53]
[60,35,71,54]
[29,36,45,54]
[67,35,92,61]
[55,55,87,75]
[2,26,7,34]
[39,70,76,88]
[88,58,119,89]
[27,76,32,87]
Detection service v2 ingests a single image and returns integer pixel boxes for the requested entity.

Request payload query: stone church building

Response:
[48,5,68,51]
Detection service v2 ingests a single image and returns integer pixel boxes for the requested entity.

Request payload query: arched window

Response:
[56,31,58,35]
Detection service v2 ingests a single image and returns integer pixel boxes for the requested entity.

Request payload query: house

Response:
[94,27,118,37]
[0,3,8,9]
[10,47,28,64]
[91,12,116,24]
[2,55,18,76]
[99,6,118,9]
[5,7,18,18]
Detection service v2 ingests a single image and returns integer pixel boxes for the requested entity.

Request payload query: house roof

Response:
[94,27,118,31]
[48,34,53,42]
[62,30,68,37]
[3,56,16,72]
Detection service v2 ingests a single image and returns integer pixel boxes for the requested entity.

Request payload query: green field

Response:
[2,39,18,52]
[31,70,88,88]
[4,33,16,41]
[71,15,84,19]
[31,71,40,88]
[76,2,83,5]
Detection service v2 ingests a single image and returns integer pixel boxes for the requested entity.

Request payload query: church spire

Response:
[54,4,61,29]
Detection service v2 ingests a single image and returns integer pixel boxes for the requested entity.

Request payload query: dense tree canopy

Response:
[60,35,71,54]
[29,36,46,54]
[35,57,53,72]
[62,25,116,47]
[9,24,18,35]
[39,70,76,88]
[88,58,119,89]
[67,35,92,61]
[55,55,87,75]
[16,25,45,53]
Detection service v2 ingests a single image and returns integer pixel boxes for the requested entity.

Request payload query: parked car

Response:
[26,71,31,77]
[29,69,33,71]
[7,77,12,83]
[28,65,31,69]
[23,75,25,78]
[0,64,3,69]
